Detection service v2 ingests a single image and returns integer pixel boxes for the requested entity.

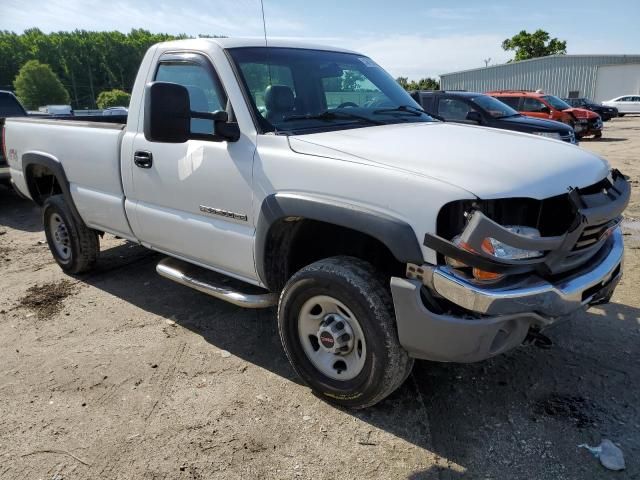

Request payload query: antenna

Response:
[260,0,268,47]
[260,0,273,128]
[483,57,491,67]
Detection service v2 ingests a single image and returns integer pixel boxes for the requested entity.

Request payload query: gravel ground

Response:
[0,117,639,479]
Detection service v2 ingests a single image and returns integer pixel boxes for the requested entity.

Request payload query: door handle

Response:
[134,151,153,168]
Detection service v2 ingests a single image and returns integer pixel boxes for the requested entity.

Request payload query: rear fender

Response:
[22,152,83,223]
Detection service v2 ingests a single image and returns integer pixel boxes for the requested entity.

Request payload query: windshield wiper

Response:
[372,105,427,116]
[282,110,383,125]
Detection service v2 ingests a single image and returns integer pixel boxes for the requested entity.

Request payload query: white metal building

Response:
[440,55,640,102]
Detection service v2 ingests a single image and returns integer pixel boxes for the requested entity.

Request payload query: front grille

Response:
[568,172,627,254]
[589,117,603,130]
[572,220,614,251]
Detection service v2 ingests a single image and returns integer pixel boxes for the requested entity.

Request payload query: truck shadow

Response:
[81,242,640,479]
[582,137,627,142]
[0,184,42,232]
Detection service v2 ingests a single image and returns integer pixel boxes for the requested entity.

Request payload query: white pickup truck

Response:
[2,38,630,408]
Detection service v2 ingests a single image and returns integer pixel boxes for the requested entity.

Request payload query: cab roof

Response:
[156,37,359,55]
[488,90,548,98]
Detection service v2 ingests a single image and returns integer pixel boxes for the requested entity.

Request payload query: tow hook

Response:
[524,329,553,349]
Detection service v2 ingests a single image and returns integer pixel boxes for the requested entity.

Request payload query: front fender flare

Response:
[255,194,424,288]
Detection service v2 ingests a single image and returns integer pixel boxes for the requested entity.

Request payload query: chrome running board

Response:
[156,257,277,309]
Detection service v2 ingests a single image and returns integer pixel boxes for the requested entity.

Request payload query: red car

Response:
[488,90,603,138]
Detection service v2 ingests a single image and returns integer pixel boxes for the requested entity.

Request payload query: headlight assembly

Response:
[447,226,544,282]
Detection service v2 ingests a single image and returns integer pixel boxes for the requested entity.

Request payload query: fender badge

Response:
[199,205,247,222]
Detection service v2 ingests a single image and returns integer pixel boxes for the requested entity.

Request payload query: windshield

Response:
[471,95,519,118]
[543,95,571,110]
[228,47,433,133]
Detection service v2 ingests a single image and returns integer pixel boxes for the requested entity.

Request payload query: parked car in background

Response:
[0,91,28,185]
[602,95,640,116]
[38,105,73,116]
[562,97,618,121]
[411,90,577,144]
[102,106,128,116]
[488,90,603,139]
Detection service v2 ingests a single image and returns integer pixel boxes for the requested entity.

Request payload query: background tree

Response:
[13,59,69,109]
[96,88,131,109]
[502,29,567,61]
[341,70,365,91]
[0,29,222,108]
[395,76,440,91]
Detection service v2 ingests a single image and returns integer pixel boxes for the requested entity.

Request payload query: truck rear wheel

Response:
[278,256,413,409]
[43,194,99,274]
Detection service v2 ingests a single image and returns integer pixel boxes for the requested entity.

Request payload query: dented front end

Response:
[424,169,629,280]
[389,170,630,363]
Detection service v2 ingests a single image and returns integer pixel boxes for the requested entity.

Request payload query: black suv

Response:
[562,97,618,121]
[411,90,577,144]
[0,91,28,185]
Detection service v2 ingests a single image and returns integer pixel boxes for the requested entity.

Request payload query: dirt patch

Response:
[19,279,77,319]
[533,393,598,429]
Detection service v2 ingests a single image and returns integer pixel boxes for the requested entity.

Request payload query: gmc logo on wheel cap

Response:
[319,332,334,348]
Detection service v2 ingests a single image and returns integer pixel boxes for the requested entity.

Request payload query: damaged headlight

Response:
[482,226,544,260]
[447,226,543,281]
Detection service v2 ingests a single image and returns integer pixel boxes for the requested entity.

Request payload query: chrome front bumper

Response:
[390,228,624,363]
[426,227,623,317]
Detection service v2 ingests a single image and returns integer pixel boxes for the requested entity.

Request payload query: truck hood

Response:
[288,122,610,200]
[499,114,572,133]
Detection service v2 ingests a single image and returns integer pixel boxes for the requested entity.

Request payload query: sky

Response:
[2,0,639,79]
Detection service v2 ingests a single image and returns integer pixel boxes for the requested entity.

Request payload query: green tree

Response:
[13,59,69,109]
[502,29,567,61]
[0,29,198,108]
[395,76,440,91]
[342,70,365,91]
[96,88,131,109]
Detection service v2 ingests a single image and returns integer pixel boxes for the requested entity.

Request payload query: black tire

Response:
[618,114,625,117]
[594,131,602,139]
[278,256,413,409]
[43,194,99,274]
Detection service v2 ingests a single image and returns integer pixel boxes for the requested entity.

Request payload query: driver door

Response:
[125,53,257,281]
[521,97,551,120]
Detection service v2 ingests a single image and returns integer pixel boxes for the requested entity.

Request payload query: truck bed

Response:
[5,116,134,239]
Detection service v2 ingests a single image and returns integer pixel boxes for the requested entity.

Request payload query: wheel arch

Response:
[22,152,83,222]
[256,194,423,290]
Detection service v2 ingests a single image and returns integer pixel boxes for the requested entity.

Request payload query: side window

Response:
[239,63,296,118]
[155,61,226,135]
[521,98,548,113]
[437,98,474,121]
[497,96,520,109]
[618,96,631,102]
[418,95,435,114]
[633,96,640,102]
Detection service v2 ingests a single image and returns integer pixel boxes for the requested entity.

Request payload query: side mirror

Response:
[144,82,190,143]
[205,110,240,142]
[540,106,551,114]
[465,110,482,124]
[144,82,241,143]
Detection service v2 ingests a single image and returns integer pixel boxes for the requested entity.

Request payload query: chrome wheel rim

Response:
[297,295,366,381]
[49,213,71,260]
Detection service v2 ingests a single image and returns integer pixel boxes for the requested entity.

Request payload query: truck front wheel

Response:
[43,194,99,274]
[278,256,413,409]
